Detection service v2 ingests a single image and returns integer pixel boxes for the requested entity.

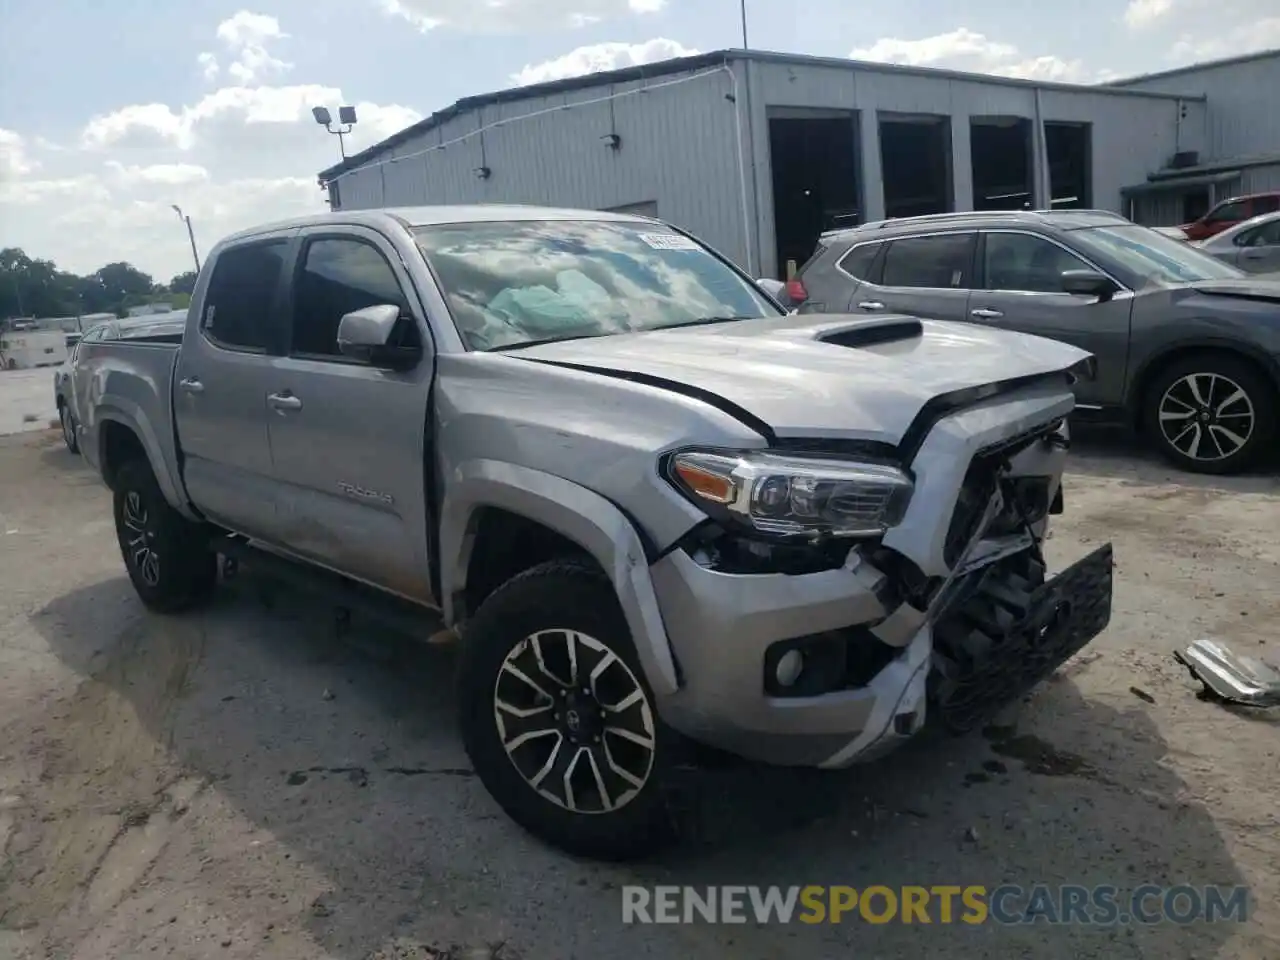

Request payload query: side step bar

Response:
[214,535,451,645]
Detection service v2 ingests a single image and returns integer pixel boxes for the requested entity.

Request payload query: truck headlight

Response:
[666,449,914,540]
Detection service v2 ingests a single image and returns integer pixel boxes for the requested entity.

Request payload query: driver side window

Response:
[982,233,1092,294]
[1239,220,1280,247]
[1205,200,1248,224]
[292,237,418,361]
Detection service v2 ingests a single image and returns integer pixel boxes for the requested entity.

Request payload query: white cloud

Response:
[513,38,698,85]
[850,28,1098,83]
[1170,15,1280,60]
[1124,0,1174,28]
[0,15,421,282]
[379,0,665,32]
[0,129,38,179]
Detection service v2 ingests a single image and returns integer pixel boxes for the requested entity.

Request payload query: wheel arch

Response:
[95,407,196,520]
[1125,338,1280,430]
[439,460,681,697]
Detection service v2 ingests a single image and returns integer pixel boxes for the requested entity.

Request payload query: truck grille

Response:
[942,420,1061,567]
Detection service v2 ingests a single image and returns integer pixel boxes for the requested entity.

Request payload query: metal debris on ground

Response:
[1174,638,1280,707]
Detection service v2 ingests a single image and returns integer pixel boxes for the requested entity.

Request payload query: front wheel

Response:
[112,459,218,613]
[59,404,79,454]
[1143,354,1276,475]
[457,559,675,861]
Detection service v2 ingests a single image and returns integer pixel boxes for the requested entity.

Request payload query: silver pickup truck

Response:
[75,204,1113,860]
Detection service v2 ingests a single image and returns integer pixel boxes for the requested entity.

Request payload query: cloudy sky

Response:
[1,0,1277,283]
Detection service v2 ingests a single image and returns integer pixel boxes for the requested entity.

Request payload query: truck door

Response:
[174,237,291,540]
[264,226,437,605]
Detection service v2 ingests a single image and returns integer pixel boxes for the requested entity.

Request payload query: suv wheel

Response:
[59,404,79,454]
[1144,354,1276,475]
[457,558,674,861]
[112,459,218,612]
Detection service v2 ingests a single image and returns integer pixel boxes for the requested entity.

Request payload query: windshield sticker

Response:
[640,233,700,251]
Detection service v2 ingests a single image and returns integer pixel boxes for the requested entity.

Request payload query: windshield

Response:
[1070,224,1244,285]
[412,219,779,351]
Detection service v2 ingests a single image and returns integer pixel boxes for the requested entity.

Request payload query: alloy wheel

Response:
[1158,372,1255,463]
[122,490,161,586]
[493,629,656,814]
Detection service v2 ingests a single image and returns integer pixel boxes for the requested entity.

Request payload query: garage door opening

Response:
[971,116,1032,210]
[1046,121,1092,208]
[879,113,952,219]
[768,113,862,279]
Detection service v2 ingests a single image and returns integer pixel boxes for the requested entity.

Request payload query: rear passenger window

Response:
[881,234,974,289]
[202,242,287,352]
[292,238,415,359]
[837,242,881,281]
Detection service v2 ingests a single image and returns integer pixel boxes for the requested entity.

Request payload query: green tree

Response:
[167,271,198,295]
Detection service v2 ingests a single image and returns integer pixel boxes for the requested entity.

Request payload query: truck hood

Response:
[511,313,1091,445]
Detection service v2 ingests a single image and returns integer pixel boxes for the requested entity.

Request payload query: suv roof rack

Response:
[820,207,1130,238]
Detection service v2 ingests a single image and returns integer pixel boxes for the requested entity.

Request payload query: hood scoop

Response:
[815,316,924,349]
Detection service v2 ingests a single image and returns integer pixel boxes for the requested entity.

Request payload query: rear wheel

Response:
[112,459,217,612]
[457,558,675,861]
[1143,354,1276,475]
[59,403,79,454]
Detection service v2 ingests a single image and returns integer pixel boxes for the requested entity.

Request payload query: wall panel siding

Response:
[331,66,755,269]
[1109,54,1280,159]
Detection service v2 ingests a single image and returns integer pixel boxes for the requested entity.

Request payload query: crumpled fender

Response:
[438,459,681,697]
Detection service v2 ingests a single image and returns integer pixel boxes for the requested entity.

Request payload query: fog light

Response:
[775,649,805,687]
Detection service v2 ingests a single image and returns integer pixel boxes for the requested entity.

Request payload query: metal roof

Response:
[317,47,1203,182]
[1103,47,1280,88]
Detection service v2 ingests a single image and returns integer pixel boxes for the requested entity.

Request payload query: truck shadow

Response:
[33,571,1256,960]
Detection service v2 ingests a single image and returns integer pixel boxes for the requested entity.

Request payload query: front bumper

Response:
[645,385,1114,769]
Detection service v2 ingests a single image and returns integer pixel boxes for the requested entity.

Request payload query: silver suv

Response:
[782,210,1280,475]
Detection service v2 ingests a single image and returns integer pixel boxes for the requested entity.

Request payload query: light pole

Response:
[739,0,749,49]
[312,105,358,160]
[171,205,201,273]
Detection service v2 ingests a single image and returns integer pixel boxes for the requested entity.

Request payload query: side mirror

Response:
[1060,269,1119,301]
[337,304,421,370]
[756,278,791,306]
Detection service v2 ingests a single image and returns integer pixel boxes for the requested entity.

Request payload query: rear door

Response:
[1232,218,1280,273]
[850,232,976,321]
[174,237,292,539]
[264,227,437,604]
[966,230,1133,405]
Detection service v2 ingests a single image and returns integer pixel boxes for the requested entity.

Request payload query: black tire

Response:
[112,458,217,613]
[59,403,79,454]
[457,558,676,861]
[1143,353,1277,475]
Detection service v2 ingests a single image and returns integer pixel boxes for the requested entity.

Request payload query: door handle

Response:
[970,308,1004,319]
[1242,249,1267,259]
[178,377,204,394]
[857,301,885,311]
[267,392,303,412]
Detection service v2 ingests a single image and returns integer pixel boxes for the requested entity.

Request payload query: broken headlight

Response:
[666,449,913,540]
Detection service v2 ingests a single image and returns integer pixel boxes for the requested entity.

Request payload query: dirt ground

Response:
[0,428,1277,960]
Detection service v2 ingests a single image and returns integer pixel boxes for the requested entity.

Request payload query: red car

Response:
[1181,191,1280,240]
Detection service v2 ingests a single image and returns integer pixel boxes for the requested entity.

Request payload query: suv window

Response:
[292,238,412,358]
[983,233,1092,293]
[1254,196,1280,214]
[836,242,881,281]
[1239,219,1280,247]
[203,242,287,351]
[1204,200,1248,224]
[880,234,974,289]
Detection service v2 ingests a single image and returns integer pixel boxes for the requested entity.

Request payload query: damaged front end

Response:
[659,411,1115,764]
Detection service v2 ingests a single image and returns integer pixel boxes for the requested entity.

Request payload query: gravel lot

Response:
[1,428,1277,960]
